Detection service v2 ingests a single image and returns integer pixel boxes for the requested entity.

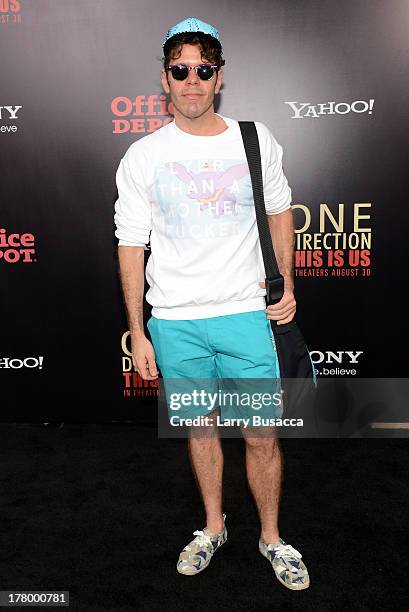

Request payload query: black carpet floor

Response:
[1,424,408,611]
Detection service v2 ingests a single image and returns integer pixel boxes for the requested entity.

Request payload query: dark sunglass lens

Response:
[170,65,189,80]
[197,65,214,80]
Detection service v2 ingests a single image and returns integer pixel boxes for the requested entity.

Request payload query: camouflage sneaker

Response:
[177,514,227,576]
[259,537,310,590]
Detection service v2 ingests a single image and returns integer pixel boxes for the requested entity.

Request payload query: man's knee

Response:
[243,430,280,456]
[189,408,220,440]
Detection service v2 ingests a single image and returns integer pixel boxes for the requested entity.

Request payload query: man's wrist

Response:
[284,277,294,293]
[130,327,145,339]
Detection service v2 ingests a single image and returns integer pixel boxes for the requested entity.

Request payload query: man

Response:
[114,17,309,590]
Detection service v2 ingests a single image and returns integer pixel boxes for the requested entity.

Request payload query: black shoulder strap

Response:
[238,121,284,305]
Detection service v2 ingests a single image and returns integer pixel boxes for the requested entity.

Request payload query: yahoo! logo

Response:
[285,99,374,119]
[0,228,36,263]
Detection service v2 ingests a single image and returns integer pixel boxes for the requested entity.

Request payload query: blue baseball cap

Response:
[163,17,222,49]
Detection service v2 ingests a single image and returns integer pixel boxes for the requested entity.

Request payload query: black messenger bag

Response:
[239,121,317,416]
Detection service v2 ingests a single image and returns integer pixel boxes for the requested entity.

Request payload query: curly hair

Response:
[162,32,225,71]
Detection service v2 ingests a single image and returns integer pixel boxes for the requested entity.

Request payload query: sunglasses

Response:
[166,63,218,81]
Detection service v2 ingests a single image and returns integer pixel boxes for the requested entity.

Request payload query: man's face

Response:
[161,43,223,120]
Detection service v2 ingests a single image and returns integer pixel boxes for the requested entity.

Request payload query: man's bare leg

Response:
[188,408,225,533]
[242,427,283,543]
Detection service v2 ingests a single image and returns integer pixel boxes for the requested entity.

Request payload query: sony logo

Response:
[309,351,363,364]
[0,105,22,120]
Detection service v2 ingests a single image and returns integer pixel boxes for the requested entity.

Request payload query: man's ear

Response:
[215,68,223,95]
[161,68,170,94]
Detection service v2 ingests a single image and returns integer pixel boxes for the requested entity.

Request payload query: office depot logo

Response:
[111,95,173,134]
[0,0,21,23]
[0,228,36,263]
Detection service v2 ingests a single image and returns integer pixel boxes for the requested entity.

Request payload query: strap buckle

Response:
[265,275,284,305]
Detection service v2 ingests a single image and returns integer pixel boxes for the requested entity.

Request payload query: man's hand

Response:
[259,280,296,325]
[131,333,159,380]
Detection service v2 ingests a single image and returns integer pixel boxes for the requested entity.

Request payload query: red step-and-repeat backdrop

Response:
[2,0,408,421]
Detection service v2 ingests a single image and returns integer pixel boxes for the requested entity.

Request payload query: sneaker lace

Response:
[267,542,303,574]
[185,530,213,552]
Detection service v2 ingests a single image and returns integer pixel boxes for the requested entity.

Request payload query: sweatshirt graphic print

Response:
[156,159,252,240]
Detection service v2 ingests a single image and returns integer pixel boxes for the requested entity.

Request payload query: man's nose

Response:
[186,67,199,85]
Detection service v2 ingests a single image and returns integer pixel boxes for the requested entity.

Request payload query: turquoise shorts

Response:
[147,309,283,422]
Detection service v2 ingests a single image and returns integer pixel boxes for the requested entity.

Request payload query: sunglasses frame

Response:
[166,63,219,81]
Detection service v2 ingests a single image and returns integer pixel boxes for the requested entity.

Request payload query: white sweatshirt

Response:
[114,113,292,320]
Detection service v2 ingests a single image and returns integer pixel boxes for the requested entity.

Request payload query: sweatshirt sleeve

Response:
[256,122,292,215]
[113,151,152,247]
